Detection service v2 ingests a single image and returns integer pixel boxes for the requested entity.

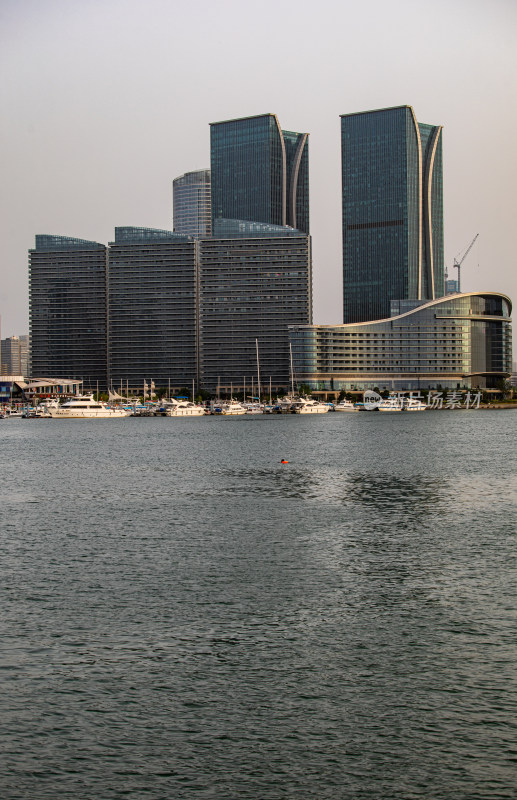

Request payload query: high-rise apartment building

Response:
[210,114,309,235]
[341,105,444,323]
[108,226,311,393]
[198,231,312,392]
[173,169,212,236]
[29,235,108,387]
[108,227,199,391]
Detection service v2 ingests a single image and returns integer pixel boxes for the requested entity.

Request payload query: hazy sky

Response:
[1,0,516,336]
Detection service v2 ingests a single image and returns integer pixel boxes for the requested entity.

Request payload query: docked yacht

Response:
[220,400,246,415]
[404,396,427,411]
[47,394,131,419]
[334,399,359,412]
[244,403,264,414]
[291,398,330,414]
[165,400,205,417]
[378,395,403,412]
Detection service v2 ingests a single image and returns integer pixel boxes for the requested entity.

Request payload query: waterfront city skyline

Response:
[1,0,516,337]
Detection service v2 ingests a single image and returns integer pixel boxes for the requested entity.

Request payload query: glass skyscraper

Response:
[173,169,212,236]
[210,114,309,234]
[341,105,444,323]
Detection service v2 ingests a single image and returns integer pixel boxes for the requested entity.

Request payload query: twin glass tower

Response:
[209,105,444,323]
[341,105,444,323]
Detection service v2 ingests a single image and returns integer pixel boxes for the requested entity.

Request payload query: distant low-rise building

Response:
[0,335,29,376]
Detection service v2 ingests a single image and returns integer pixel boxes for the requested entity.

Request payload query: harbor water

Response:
[1,411,516,799]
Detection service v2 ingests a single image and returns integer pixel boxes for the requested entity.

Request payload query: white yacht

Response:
[291,398,330,414]
[220,400,246,415]
[3,407,24,418]
[165,400,205,417]
[378,395,403,412]
[245,403,264,414]
[334,399,359,412]
[276,396,296,413]
[404,396,427,411]
[47,394,131,419]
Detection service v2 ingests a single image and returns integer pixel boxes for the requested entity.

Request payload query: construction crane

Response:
[452,233,479,293]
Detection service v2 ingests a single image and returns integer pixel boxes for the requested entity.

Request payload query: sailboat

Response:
[246,339,264,413]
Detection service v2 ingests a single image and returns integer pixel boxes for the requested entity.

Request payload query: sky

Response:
[1,0,516,337]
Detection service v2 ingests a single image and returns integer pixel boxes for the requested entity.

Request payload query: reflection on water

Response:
[212,466,319,499]
[210,468,446,524]
[344,472,444,514]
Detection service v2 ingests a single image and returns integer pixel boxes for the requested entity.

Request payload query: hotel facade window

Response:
[341,105,444,323]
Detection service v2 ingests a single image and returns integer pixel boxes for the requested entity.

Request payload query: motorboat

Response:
[378,395,403,412]
[334,399,359,412]
[46,394,131,419]
[404,396,427,411]
[3,407,24,418]
[165,400,205,417]
[220,400,246,415]
[275,396,296,413]
[291,398,330,414]
[36,399,60,417]
[245,403,264,414]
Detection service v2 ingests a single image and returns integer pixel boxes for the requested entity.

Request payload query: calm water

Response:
[1,411,516,799]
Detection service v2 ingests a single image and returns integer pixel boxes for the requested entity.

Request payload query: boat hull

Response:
[48,409,130,418]
[167,407,205,417]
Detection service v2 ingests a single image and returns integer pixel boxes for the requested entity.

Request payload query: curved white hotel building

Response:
[289,293,512,392]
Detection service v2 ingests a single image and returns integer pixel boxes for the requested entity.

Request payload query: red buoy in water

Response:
[281,459,289,464]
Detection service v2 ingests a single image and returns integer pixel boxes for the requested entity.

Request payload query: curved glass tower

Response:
[210,114,309,234]
[341,105,444,323]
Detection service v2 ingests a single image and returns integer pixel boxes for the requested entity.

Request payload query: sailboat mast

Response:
[290,343,295,396]
[256,339,261,403]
